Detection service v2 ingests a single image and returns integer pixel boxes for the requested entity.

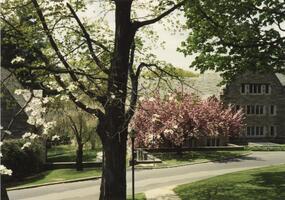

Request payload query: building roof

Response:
[275,73,285,86]
[1,67,42,110]
[140,71,285,99]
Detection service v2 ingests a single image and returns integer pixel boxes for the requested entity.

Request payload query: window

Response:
[270,105,277,116]
[246,126,265,137]
[241,84,271,95]
[270,126,277,136]
[246,105,265,115]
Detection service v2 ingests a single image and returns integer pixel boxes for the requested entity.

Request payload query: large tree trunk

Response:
[1,180,9,200]
[99,1,135,199]
[76,142,83,171]
[99,131,128,200]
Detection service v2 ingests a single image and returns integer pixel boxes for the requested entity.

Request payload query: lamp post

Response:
[129,128,136,200]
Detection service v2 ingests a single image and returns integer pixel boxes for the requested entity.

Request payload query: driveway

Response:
[8,151,285,200]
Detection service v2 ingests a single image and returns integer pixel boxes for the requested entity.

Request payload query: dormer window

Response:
[241,84,271,95]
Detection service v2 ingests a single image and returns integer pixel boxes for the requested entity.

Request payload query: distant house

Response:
[221,72,285,144]
[142,71,285,146]
[0,67,40,138]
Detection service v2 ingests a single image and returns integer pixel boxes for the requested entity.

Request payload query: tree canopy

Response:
[1,0,188,199]
[180,0,285,82]
[131,93,244,148]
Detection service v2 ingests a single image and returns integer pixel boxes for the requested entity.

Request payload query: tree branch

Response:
[66,3,109,73]
[133,0,186,29]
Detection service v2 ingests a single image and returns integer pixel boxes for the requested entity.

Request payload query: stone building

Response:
[221,72,285,144]
[160,71,285,145]
[1,67,35,138]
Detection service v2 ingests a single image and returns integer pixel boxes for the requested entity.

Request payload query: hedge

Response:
[1,139,45,180]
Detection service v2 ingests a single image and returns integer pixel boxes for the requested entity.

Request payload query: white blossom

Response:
[67,83,77,91]
[14,89,27,95]
[21,142,32,150]
[0,125,3,130]
[11,56,25,64]
[111,94,116,99]
[29,18,36,23]
[149,97,155,102]
[139,96,145,101]
[56,87,64,92]
[4,130,12,135]
[164,129,174,134]
[0,165,12,176]
[173,125,178,129]
[30,133,38,140]
[60,95,69,101]
[51,135,60,141]
[22,132,32,139]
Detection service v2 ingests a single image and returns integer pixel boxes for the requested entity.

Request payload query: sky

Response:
[81,1,195,71]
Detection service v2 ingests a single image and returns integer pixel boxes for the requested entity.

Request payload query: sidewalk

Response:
[145,185,180,200]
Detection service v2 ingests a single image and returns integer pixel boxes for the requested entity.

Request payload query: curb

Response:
[133,152,252,170]
[7,176,101,191]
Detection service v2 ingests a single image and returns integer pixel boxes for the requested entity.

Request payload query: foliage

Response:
[1,0,190,198]
[180,0,285,82]
[174,164,285,200]
[47,144,98,162]
[131,93,245,148]
[1,139,45,180]
[143,64,198,78]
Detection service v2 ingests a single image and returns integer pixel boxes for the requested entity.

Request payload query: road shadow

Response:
[213,154,263,163]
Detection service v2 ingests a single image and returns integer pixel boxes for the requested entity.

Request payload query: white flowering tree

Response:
[0,88,57,200]
[1,0,189,199]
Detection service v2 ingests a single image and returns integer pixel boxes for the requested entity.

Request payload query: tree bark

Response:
[76,143,83,171]
[1,181,9,200]
[99,1,135,199]
[99,130,128,200]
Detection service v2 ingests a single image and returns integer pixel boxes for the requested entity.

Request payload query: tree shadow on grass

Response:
[155,151,254,165]
[6,171,52,188]
[175,168,285,200]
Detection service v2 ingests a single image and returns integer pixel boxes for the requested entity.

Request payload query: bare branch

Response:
[133,0,186,29]
[66,3,109,73]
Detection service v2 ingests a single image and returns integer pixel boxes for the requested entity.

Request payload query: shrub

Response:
[1,139,45,180]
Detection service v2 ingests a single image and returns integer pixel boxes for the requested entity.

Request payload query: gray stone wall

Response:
[221,72,285,143]
[1,86,32,138]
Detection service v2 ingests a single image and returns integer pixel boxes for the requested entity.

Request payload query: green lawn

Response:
[47,145,100,162]
[151,150,249,167]
[127,193,146,200]
[245,144,285,151]
[174,164,285,200]
[7,168,102,189]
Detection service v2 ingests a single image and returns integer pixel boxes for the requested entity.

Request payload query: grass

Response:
[174,164,285,200]
[7,168,102,188]
[245,144,285,151]
[47,144,100,162]
[150,150,249,167]
[127,193,147,200]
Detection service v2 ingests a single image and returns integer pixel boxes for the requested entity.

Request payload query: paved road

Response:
[8,151,285,200]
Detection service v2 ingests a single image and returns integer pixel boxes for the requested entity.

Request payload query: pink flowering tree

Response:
[130,93,244,150]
